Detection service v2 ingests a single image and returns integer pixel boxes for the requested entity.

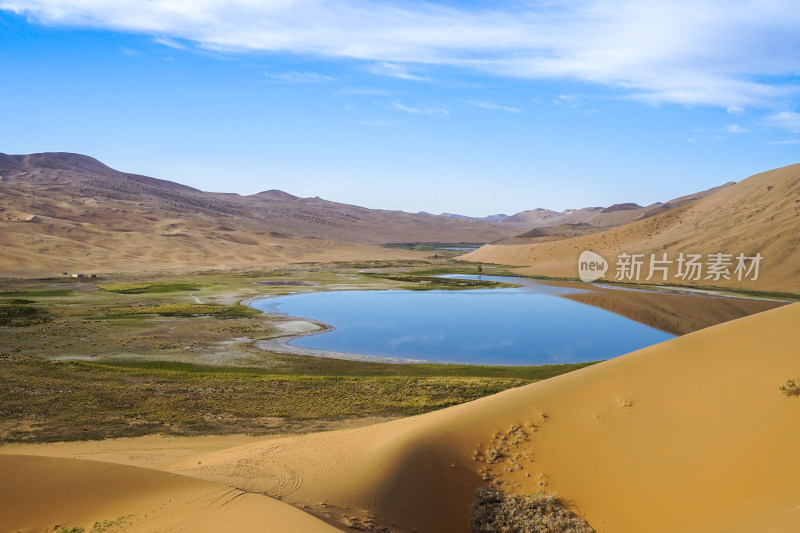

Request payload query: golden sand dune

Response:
[156,302,800,532]
[465,163,800,294]
[0,454,339,533]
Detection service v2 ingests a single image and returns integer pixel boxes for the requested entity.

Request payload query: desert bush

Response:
[780,377,800,397]
[471,487,594,533]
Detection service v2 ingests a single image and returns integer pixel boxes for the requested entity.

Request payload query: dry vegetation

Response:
[471,487,594,533]
[779,377,800,397]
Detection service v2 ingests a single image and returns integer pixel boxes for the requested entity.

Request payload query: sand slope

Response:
[162,302,800,533]
[0,454,340,533]
[465,163,800,294]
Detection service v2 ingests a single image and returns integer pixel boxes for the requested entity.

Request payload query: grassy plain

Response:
[0,259,593,443]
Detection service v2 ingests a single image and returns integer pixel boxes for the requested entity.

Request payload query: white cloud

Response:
[264,71,336,83]
[767,138,800,144]
[725,124,748,133]
[370,62,430,81]
[765,111,800,132]
[467,101,521,113]
[3,0,800,109]
[391,100,449,116]
[391,100,420,114]
[153,36,188,50]
[554,94,597,114]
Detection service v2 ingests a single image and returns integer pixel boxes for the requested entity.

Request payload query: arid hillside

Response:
[0,152,521,276]
[464,163,800,294]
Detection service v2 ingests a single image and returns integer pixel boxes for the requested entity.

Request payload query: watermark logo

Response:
[576,251,763,283]
[578,251,608,282]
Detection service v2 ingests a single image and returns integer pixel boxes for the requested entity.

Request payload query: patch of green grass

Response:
[90,358,598,379]
[105,303,259,319]
[0,289,74,297]
[0,303,50,327]
[363,273,515,290]
[97,282,202,294]
[383,242,485,251]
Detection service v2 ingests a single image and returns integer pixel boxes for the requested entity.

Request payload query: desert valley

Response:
[1,152,799,532]
[3,2,800,532]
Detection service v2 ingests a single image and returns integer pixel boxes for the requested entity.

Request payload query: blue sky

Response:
[1,1,799,216]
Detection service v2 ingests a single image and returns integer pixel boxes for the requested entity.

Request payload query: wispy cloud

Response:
[369,62,430,81]
[3,0,800,110]
[765,111,800,132]
[466,101,521,113]
[153,36,187,50]
[767,138,800,144]
[391,100,449,116]
[392,100,420,114]
[725,124,748,133]
[554,94,597,114]
[337,87,392,96]
[264,71,337,83]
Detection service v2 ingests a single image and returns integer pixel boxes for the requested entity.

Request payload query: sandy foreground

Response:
[3,303,800,532]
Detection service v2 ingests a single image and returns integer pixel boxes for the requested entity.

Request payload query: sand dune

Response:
[465,163,800,294]
[0,454,339,533]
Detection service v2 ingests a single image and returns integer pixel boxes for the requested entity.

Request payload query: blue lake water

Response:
[251,275,676,365]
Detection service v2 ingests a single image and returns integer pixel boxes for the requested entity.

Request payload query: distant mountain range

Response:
[0,152,526,275]
[420,212,510,222]
[0,151,774,281]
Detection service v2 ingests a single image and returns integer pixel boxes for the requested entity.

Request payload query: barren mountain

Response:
[0,152,521,276]
[463,163,800,294]
[490,183,733,245]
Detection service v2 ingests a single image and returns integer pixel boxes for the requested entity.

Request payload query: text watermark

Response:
[578,251,762,283]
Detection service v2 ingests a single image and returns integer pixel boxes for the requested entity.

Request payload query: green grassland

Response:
[0,260,595,443]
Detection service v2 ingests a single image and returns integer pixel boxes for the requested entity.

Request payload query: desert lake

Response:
[252,275,686,365]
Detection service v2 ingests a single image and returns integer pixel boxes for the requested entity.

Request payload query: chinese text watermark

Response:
[579,251,762,283]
